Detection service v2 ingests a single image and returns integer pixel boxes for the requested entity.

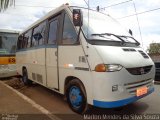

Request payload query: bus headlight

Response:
[106,64,123,72]
[95,64,123,72]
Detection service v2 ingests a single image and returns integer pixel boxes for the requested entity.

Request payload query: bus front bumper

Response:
[93,87,154,108]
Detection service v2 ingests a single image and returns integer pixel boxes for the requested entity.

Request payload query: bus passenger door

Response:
[46,16,59,89]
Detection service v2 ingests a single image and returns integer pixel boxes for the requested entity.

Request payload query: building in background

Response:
[148,43,160,81]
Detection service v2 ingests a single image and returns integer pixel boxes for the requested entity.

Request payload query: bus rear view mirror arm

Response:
[73,9,83,42]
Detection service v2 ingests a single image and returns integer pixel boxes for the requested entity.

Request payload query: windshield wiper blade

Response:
[119,35,140,46]
[92,33,125,45]
[91,33,109,39]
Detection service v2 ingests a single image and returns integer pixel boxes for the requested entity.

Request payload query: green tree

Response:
[0,0,15,12]
[148,43,160,54]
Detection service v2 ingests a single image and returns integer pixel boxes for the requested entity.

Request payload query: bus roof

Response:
[21,4,70,34]
[0,29,20,34]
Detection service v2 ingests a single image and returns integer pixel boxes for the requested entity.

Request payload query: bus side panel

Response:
[46,47,58,89]
[16,48,47,86]
[58,45,93,104]
[16,51,27,76]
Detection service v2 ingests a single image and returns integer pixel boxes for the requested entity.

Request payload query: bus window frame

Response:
[18,9,80,50]
[46,11,64,47]
[23,29,33,48]
[59,11,80,46]
[47,15,60,45]
[32,21,47,47]
[17,35,23,50]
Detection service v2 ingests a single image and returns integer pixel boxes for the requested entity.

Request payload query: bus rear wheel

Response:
[66,79,88,114]
[22,68,32,85]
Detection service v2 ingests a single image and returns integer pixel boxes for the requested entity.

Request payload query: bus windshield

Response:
[0,33,18,55]
[71,7,139,46]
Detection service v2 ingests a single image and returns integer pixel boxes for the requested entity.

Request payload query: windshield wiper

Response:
[119,35,140,46]
[91,33,125,45]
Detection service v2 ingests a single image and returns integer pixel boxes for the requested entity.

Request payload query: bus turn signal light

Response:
[95,64,106,72]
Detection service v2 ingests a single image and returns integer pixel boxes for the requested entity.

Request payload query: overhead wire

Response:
[117,7,160,19]
[132,0,143,47]
[103,0,132,9]
[83,0,89,7]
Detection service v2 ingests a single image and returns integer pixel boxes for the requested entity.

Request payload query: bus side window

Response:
[32,21,46,47]
[23,35,28,48]
[62,14,78,45]
[24,29,32,48]
[17,35,23,50]
[48,19,58,44]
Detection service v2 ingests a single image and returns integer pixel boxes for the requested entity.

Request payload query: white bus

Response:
[16,4,155,113]
[0,29,19,78]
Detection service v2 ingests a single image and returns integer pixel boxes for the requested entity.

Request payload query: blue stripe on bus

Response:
[16,44,57,52]
[93,87,154,108]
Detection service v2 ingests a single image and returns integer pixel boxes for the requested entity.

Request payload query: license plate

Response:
[136,86,148,97]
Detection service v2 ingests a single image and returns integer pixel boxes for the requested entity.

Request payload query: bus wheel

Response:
[66,79,88,114]
[22,68,32,85]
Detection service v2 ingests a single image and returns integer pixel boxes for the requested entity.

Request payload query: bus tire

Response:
[66,79,88,114]
[22,68,32,85]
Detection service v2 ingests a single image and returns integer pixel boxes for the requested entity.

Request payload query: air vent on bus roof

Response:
[138,50,149,59]
[122,48,136,52]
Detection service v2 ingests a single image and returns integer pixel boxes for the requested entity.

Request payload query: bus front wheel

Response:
[66,79,88,114]
[22,68,32,85]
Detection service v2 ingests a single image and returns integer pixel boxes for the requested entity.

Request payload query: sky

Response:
[0,0,160,51]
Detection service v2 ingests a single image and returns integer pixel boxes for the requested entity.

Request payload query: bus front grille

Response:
[124,78,153,95]
[126,65,152,75]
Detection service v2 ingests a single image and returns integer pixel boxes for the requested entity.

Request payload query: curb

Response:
[0,81,61,120]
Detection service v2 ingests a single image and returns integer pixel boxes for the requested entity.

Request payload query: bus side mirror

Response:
[73,9,83,26]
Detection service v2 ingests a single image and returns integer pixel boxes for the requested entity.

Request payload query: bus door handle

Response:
[55,51,58,56]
